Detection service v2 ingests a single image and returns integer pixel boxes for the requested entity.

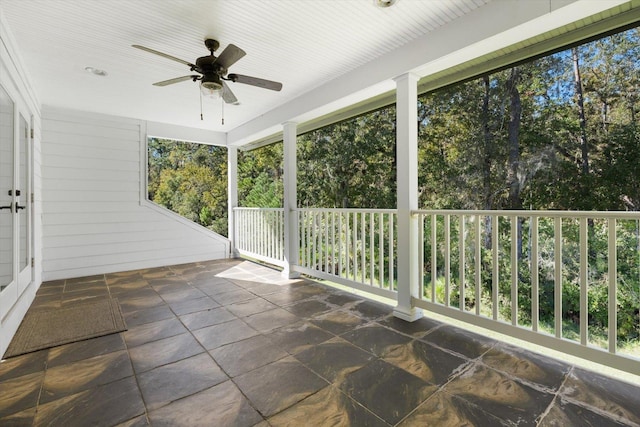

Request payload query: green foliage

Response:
[147,138,228,236]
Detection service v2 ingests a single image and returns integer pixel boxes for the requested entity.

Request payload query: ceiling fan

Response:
[132,39,282,105]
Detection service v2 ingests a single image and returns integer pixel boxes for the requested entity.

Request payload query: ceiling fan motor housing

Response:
[201,73,223,90]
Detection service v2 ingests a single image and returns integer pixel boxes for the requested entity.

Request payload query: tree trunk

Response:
[506,67,522,211]
[506,67,523,258]
[572,47,590,178]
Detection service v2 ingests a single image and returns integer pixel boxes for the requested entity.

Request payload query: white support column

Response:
[227,145,238,257]
[393,72,423,322]
[282,122,300,278]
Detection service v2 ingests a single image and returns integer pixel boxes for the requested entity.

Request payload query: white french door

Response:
[0,83,33,319]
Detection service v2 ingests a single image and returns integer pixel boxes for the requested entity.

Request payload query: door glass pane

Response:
[0,86,14,290]
[19,114,28,270]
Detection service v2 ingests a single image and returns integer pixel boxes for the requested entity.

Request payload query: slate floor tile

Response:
[383,339,467,385]
[285,299,335,318]
[34,377,145,427]
[560,367,640,425]
[311,310,369,335]
[179,307,236,330]
[234,357,327,417]
[123,317,188,348]
[137,353,227,411]
[340,359,436,425]
[243,308,300,333]
[268,385,388,427]
[482,344,571,391]
[421,324,494,359]
[167,295,219,315]
[40,350,133,404]
[538,397,629,427]
[346,300,392,320]
[192,318,259,350]
[295,337,374,382]
[443,362,555,426]
[129,332,205,373]
[0,350,48,382]
[267,322,334,354]
[47,333,126,368]
[399,390,512,426]
[377,315,441,339]
[210,335,288,377]
[226,297,278,318]
[211,288,256,305]
[148,380,262,427]
[124,304,175,327]
[0,372,43,418]
[341,325,412,357]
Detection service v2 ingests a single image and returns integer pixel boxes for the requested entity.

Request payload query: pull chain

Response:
[221,98,224,125]
[200,89,203,121]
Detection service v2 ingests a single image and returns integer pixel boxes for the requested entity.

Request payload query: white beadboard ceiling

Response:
[1,0,489,134]
[0,0,633,144]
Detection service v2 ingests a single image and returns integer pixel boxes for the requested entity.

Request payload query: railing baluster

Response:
[389,213,394,290]
[445,214,450,307]
[554,217,563,339]
[345,212,351,279]
[608,218,617,354]
[361,212,366,284]
[325,211,330,273]
[531,216,539,331]
[580,217,588,346]
[370,212,374,286]
[492,214,498,321]
[379,212,384,288]
[459,215,465,311]
[511,215,518,326]
[418,213,424,300]
[338,212,343,278]
[353,212,358,282]
[431,214,437,303]
[475,215,481,316]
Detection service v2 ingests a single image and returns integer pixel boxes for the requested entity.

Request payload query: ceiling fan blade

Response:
[228,74,282,91]
[214,44,246,69]
[132,45,196,68]
[222,81,239,105]
[152,75,197,86]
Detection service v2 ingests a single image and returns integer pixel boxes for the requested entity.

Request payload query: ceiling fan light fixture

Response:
[200,74,223,99]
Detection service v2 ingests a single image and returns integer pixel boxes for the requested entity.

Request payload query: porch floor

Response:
[1,259,639,426]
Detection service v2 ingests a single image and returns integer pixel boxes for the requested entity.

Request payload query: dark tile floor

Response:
[1,258,640,426]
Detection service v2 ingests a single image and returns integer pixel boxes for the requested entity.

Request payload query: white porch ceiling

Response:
[0,0,635,145]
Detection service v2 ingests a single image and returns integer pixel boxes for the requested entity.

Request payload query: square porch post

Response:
[282,121,300,278]
[393,72,423,322]
[228,145,238,257]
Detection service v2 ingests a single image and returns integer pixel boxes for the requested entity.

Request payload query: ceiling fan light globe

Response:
[200,80,223,99]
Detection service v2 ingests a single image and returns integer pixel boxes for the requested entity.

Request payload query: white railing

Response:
[296,208,398,299]
[414,209,640,373]
[233,207,285,267]
[233,206,639,374]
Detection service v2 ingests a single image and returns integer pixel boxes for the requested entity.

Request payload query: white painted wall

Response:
[41,108,230,281]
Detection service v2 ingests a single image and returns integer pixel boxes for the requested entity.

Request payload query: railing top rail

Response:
[295,207,397,214]
[413,209,640,219]
[234,207,284,212]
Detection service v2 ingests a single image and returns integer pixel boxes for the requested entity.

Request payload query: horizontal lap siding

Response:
[41,109,229,281]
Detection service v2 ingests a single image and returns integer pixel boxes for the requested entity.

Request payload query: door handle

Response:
[15,204,26,211]
[0,203,12,211]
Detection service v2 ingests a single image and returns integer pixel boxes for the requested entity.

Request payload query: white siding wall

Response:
[41,108,230,281]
